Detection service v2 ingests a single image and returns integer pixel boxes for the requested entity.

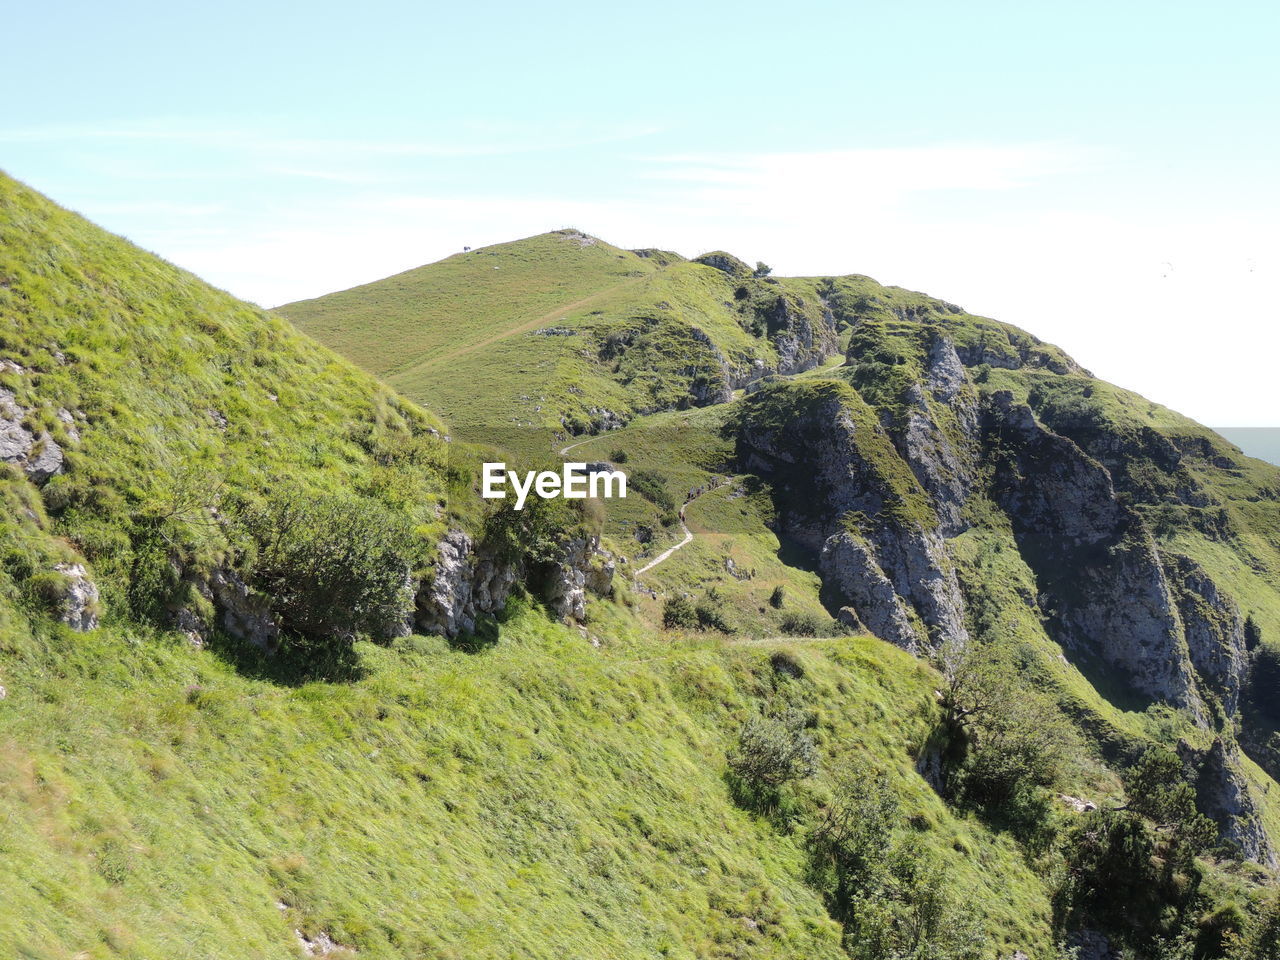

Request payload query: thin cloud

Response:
[0,121,664,160]
[644,143,1102,198]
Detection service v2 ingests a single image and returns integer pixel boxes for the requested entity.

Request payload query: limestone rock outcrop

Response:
[417,530,612,638]
[210,567,281,650]
[51,562,100,632]
[1163,554,1248,715]
[738,381,969,653]
[1,388,64,483]
[416,530,519,638]
[984,392,1203,717]
[1180,738,1276,867]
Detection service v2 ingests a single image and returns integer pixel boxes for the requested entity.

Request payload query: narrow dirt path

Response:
[635,478,728,575]
[634,510,693,575]
[555,427,707,576]
[558,434,601,457]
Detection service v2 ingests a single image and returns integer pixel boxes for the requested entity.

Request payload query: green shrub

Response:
[1247,644,1280,723]
[769,585,786,609]
[241,489,418,646]
[1054,752,1218,953]
[779,611,820,636]
[662,595,696,629]
[1,547,34,583]
[1056,808,1165,942]
[126,527,183,623]
[770,650,804,679]
[728,710,816,806]
[481,493,582,566]
[1126,748,1216,855]
[809,770,987,959]
[630,470,675,511]
[609,449,628,463]
[1198,902,1247,958]
[695,597,733,633]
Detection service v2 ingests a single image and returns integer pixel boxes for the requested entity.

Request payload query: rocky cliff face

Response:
[984,391,1203,716]
[209,567,282,650]
[1163,554,1248,716]
[737,380,969,654]
[887,335,980,537]
[416,530,613,638]
[1180,738,1277,867]
[738,320,1277,861]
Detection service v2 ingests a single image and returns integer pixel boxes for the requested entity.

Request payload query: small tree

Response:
[810,771,899,913]
[728,709,817,804]
[1057,750,1218,949]
[769,584,786,609]
[243,488,418,646]
[1125,748,1217,856]
[1244,614,1262,651]
[663,595,696,629]
[753,261,773,278]
[937,641,1077,829]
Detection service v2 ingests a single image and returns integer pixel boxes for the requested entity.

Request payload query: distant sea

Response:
[1214,428,1280,467]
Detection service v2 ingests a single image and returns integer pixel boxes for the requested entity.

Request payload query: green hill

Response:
[279,234,842,442]
[5,174,1280,960]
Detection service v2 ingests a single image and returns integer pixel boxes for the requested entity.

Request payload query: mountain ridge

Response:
[5,173,1280,958]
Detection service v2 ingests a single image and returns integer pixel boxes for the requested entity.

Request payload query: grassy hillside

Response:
[0,175,1080,959]
[7,175,1280,959]
[279,231,661,384]
[2,598,1070,959]
[287,227,1280,957]
[279,237,839,443]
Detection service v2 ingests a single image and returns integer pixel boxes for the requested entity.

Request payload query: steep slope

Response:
[0,178,1079,959]
[729,287,1280,863]
[0,171,461,648]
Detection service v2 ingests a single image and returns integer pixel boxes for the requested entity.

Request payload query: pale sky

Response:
[2,0,1277,426]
